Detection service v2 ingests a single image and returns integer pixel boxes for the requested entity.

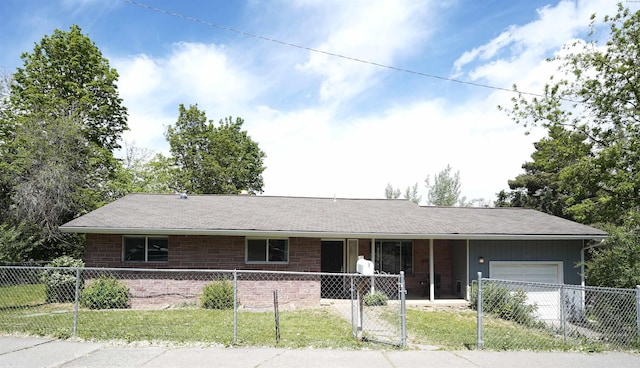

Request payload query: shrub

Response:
[470,283,538,326]
[201,280,234,309]
[363,291,388,306]
[41,256,84,303]
[81,276,130,309]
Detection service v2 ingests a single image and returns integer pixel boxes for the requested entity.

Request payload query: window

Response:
[123,236,168,262]
[246,238,288,263]
[374,240,413,275]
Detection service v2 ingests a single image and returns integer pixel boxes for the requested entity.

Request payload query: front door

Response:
[321,240,345,298]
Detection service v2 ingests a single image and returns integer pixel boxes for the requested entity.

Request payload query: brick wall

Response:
[84,234,321,272]
[108,276,321,309]
[84,233,457,300]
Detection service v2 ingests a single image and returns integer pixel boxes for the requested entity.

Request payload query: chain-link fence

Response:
[0,266,406,347]
[473,274,640,351]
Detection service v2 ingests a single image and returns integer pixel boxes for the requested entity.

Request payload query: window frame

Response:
[245,238,289,264]
[374,240,414,275]
[122,235,169,263]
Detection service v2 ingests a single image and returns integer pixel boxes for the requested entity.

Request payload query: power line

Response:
[122,0,571,101]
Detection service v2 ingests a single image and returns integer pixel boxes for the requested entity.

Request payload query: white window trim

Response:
[245,238,289,264]
[122,235,169,262]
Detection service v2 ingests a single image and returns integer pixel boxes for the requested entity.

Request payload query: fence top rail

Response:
[0,265,401,278]
[482,277,637,294]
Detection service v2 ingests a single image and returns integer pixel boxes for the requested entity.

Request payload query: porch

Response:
[321,238,470,302]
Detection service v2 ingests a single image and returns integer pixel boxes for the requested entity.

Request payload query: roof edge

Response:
[59,226,608,241]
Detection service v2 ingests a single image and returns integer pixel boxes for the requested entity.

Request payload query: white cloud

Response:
[453,0,618,88]
[109,0,616,204]
[296,0,434,102]
[249,95,542,202]
[113,42,256,152]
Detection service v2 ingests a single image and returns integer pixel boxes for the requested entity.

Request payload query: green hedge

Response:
[41,256,84,303]
[80,276,130,309]
[201,280,234,309]
[363,291,388,306]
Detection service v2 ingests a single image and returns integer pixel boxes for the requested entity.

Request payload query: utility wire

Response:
[123,0,573,102]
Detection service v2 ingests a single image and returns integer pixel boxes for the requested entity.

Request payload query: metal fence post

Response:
[477,272,484,350]
[233,270,238,344]
[636,285,640,341]
[350,274,356,338]
[560,284,567,343]
[399,271,407,348]
[73,267,80,337]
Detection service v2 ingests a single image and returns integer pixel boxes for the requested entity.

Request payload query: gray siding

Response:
[468,239,585,285]
[451,240,467,297]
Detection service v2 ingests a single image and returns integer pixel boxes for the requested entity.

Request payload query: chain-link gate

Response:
[0,266,406,347]
[474,273,640,351]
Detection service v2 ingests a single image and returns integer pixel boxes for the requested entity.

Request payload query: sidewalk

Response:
[1,336,640,368]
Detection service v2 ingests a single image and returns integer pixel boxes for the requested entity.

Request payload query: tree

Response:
[9,25,127,150]
[499,5,640,226]
[425,165,462,206]
[583,214,640,288]
[0,68,14,213]
[0,25,129,260]
[384,182,421,204]
[0,67,11,112]
[404,183,422,205]
[166,104,266,195]
[384,183,401,199]
[119,142,173,194]
[496,125,592,219]
[0,223,35,263]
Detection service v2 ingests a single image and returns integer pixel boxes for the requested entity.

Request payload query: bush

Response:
[201,280,234,309]
[80,276,130,309]
[41,256,84,303]
[363,291,388,306]
[470,283,537,326]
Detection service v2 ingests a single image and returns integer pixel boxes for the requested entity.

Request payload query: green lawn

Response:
[0,283,46,308]
[0,284,618,351]
[0,283,361,348]
[405,308,595,351]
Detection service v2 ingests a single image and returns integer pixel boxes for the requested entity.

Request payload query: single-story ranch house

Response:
[59,193,607,302]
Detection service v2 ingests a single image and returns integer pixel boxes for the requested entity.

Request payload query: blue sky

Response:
[0,0,627,203]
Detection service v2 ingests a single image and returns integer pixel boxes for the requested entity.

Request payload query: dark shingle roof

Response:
[59,194,607,239]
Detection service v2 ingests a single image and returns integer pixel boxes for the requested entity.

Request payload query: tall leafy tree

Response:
[9,25,127,150]
[496,125,592,219]
[425,165,462,206]
[0,25,128,260]
[384,183,401,199]
[166,104,266,194]
[404,183,422,205]
[121,142,174,194]
[384,183,421,204]
[500,4,640,226]
[583,214,640,288]
[499,5,640,287]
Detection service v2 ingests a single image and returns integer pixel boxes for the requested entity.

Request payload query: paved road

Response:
[1,336,640,368]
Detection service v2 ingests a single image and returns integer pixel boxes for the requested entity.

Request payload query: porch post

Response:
[429,239,435,302]
[371,238,376,293]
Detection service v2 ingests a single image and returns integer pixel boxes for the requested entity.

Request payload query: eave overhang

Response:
[59,226,608,241]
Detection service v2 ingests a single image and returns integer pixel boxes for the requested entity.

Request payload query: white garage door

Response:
[490,262,562,284]
[489,262,563,321]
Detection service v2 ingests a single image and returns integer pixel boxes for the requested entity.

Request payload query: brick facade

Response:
[84,234,456,301]
[84,234,321,272]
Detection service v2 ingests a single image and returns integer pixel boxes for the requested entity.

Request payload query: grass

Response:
[404,308,597,351]
[0,284,361,348]
[0,284,46,309]
[0,284,623,351]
